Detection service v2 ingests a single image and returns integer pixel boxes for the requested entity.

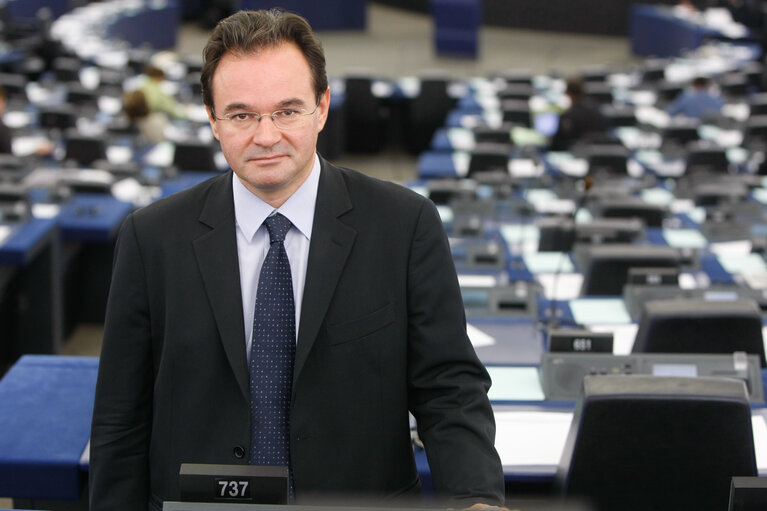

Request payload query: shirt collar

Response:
[233,154,320,241]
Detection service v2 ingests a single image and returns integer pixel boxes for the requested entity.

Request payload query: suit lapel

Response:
[293,160,356,390]
[192,173,250,401]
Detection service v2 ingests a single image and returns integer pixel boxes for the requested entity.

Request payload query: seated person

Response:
[0,86,53,157]
[123,89,168,145]
[667,76,724,119]
[0,86,11,154]
[549,77,609,151]
[139,64,185,119]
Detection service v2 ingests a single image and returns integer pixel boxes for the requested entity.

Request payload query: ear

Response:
[206,105,220,141]
[316,87,331,133]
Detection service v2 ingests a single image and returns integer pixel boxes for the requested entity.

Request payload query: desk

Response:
[0,355,97,502]
[57,194,133,326]
[0,219,62,359]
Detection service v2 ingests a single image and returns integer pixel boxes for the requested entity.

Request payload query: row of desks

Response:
[2,353,767,503]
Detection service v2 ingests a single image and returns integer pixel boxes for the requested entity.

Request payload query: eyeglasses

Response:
[213,100,320,131]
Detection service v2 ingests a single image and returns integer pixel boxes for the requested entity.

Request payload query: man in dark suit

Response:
[549,77,609,151]
[89,9,504,510]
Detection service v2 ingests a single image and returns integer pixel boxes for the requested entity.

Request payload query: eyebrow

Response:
[221,97,308,113]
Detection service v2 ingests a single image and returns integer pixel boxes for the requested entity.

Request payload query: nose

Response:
[250,115,281,147]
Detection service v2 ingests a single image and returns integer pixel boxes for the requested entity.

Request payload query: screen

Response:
[534,111,560,137]
[651,364,698,377]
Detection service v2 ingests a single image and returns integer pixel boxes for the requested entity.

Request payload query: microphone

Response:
[545,175,594,330]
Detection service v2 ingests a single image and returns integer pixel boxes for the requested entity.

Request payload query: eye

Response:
[229,112,254,122]
[275,109,300,119]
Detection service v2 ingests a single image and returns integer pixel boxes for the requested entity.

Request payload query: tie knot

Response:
[264,213,292,244]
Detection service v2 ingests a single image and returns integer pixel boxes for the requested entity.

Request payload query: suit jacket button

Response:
[233,445,246,459]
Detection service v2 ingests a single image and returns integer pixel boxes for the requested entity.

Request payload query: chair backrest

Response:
[172,141,218,172]
[558,375,757,511]
[64,132,107,166]
[468,143,510,175]
[596,196,667,227]
[632,298,766,366]
[579,244,679,296]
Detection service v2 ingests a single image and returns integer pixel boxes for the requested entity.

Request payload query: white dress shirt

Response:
[233,154,320,358]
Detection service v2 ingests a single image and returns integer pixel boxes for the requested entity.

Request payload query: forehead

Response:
[211,42,315,110]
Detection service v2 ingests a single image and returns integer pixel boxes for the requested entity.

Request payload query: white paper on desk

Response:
[452,151,471,178]
[487,367,545,402]
[106,145,133,164]
[742,272,767,290]
[0,225,12,246]
[589,324,639,355]
[447,128,475,151]
[494,411,573,467]
[570,298,632,326]
[31,203,60,219]
[466,323,496,348]
[752,415,767,472]
[536,273,583,301]
[710,242,755,258]
[663,229,708,249]
[458,274,497,288]
[524,252,574,274]
[717,253,766,275]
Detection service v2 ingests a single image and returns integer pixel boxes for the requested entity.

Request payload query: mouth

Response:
[249,154,285,164]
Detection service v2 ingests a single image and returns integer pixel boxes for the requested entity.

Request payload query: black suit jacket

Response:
[89,158,504,510]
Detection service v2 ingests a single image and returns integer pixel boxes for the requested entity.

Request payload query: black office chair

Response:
[0,72,28,102]
[473,124,513,144]
[406,76,456,154]
[37,104,76,132]
[662,118,700,147]
[501,99,531,127]
[558,375,757,511]
[343,75,387,154]
[64,132,107,167]
[51,56,82,83]
[172,141,219,172]
[601,104,637,127]
[748,93,767,115]
[632,298,766,366]
[595,196,667,227]
[496,83,534,101]
[744,115,767,147]
[583,82,613,105]
[578,244,680,296]
[583,144,629,175]
[685,142,729,175]
[468,143,510,175]
[693,181,748,207]
[719,72,749,99]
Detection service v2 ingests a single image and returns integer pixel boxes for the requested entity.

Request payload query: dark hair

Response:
[144,64,166,81]
[123,89,150,121]
[200,9,327,115]
[692,76,711,89]
[565,77,585,100]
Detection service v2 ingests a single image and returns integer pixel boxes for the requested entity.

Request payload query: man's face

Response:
[207,42,329,206]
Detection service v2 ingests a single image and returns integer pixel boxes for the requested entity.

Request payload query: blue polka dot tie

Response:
[249,213,295,492]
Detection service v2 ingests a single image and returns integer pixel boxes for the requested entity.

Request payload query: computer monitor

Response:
[534,112,560,138]
[578,244,679,296]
